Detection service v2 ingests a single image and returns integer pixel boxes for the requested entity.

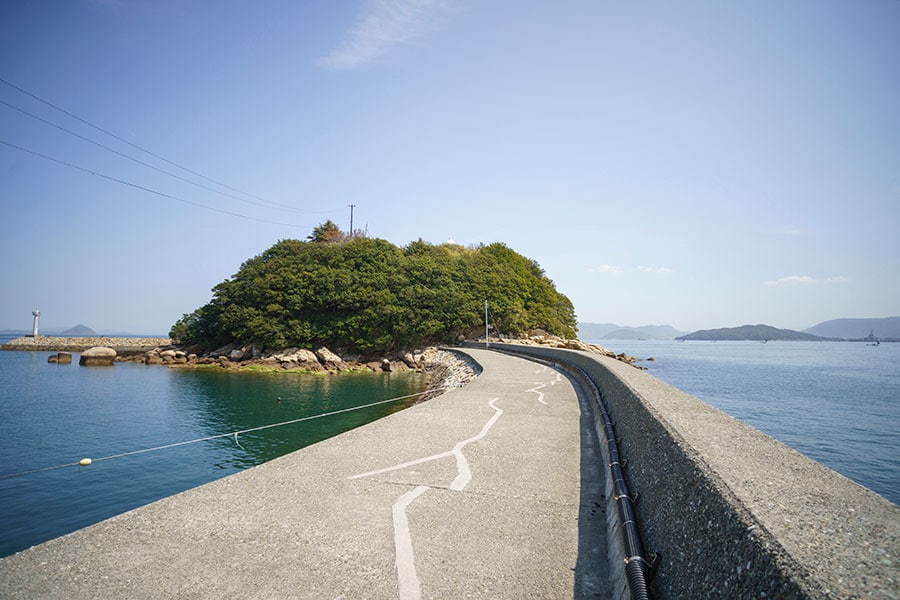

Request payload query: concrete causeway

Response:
[0,348,610,599]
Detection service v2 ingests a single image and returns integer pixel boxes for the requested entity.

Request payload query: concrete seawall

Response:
[484,343,899,599]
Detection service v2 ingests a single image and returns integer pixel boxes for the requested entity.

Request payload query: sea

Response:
[0,336,429,558]
[1,337,897,559]
[583,338,899,507]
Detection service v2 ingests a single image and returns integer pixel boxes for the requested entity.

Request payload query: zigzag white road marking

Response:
[349,398,504,600]
[526,383,547,405]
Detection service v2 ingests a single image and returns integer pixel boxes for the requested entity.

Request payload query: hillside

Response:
[61,324,97,336]
[677,324,825,341]
[172,230,576,354]
[804,317,900,340]
[578,322,685,340]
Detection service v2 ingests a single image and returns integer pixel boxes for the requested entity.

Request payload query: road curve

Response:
[0,348,609,599]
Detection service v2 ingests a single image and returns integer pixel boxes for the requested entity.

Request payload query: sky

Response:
[1,0,898,335]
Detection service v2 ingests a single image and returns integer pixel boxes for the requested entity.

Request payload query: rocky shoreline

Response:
[2,335,480,395]
[1,332,636,392]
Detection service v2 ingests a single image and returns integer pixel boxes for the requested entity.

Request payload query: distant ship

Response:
[865,329,880,346]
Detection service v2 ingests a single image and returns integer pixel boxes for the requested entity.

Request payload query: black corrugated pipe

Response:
[576,364,656,600]
[481,345,657,600]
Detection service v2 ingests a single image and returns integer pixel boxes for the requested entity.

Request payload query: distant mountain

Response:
[578,322,686,340]
[803,317,900,340]
[677,324,825,342]
[60,324,97,336]
[576,323,621,339]
[0,329,29,336]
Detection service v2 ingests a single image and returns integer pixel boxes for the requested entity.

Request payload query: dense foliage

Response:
[171,232,576,354]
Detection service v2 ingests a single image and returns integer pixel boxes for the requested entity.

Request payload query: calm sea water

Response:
[0,338,428,558]
[586,339,900,505]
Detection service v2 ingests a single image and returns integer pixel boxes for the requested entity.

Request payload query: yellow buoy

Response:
[79,458,92,466]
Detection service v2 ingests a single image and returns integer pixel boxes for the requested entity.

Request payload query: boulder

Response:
[316,347,344,371]
[274,348,323,371]
[79,346,116,366]
[48,352,72,364]
[210,343,234,357]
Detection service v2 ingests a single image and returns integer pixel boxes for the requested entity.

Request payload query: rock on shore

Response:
[79,347,117,366]
[491,331,642,366]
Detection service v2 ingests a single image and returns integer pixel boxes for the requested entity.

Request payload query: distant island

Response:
[675,319,900,342]
[60,324,97,336]
[577,322,686,340]
[676,324,826,342]
[802,316,900,340]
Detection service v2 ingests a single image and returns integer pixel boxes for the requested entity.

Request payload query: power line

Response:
[0,97,305,214]
[0,75,298,211]
[0,138,301,228]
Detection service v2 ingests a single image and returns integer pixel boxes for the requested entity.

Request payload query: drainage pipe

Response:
[571,362,656,600]
[481,345,657,600]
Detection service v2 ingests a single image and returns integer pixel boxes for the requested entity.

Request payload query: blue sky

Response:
[1,0,898,334]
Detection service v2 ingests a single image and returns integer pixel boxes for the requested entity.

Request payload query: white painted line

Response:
[350,399,505,600]
[349,399,503,487]
[550,372,562,386]
[449,398,502,490]
[526,383,547,405]
[393,485,429,600]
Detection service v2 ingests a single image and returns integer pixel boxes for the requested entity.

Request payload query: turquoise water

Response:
[0,340,428,558]
[587,339,900,505]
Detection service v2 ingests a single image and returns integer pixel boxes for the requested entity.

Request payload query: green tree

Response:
[171,227,577,353]
[307,220,345,243]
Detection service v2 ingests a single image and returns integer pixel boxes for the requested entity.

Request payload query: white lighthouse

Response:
[32,309,40,337]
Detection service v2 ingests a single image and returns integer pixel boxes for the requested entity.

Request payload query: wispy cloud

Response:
[588,264,623,275]
[764,274,849,287]
[317,0,447,69]
[638,265,674,274]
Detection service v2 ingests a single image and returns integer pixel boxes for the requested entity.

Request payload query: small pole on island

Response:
[484,300,489,348]
[32,309,40,337]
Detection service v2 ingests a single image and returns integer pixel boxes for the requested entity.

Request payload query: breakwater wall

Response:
[1,336,172,353]
[482,343,898,599]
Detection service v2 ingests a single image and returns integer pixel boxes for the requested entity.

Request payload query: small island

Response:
[676,324,827,342]
[169,222,579,357]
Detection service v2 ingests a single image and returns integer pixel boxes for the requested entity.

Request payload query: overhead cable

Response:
[0,77,334,214]
[0,76,334,214]
[0,98,303,214]
[0,138,301,228]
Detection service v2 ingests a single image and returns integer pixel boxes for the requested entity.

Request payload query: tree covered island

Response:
[171,222,577,356]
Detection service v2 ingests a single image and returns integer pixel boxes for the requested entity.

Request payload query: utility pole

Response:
[485,301,489,348]
[348,204,356,238]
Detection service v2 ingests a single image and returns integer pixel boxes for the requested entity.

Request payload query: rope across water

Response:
[0,386,448,481]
